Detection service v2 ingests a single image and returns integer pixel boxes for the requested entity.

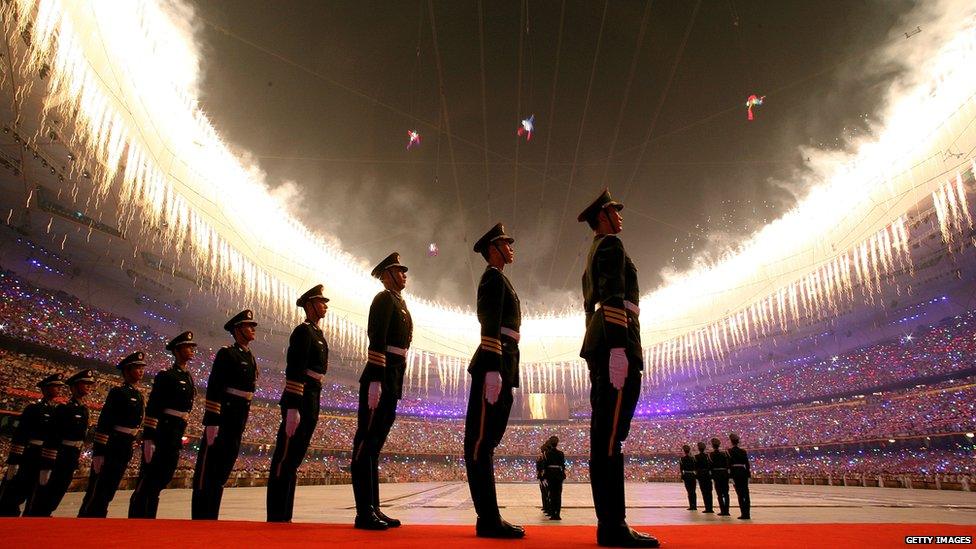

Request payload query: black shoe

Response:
[354,511,389,530]
[548,514,561,520]
[718,512,731,516]
[686,507,697,511]
[738,515,751,520]
[374,507,401,528]
[597,524,660,548]
[476,518,525,539]
[702,509,714,514]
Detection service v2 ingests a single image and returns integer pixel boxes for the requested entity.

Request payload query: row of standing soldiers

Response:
[679,436,751,519]
[536,436,566,520]
[1,188,660,547]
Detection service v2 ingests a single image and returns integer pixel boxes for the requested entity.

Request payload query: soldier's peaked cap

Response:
[223,309,258,332]
[117,351,146,370]
[371,252,408,279]
[66,369,96,385]
[37,373,66,388]
[473,223,515,254]
[576,188,624,223]
[166,330,197,352]
[296,284,330,307]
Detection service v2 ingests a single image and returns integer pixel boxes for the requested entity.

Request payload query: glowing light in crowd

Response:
[3,0,975,396]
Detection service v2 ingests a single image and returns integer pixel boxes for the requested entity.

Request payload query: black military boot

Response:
[597,522,660,548]
[354,509,389,530]
[476,517,525,538]
[374,506,401,527]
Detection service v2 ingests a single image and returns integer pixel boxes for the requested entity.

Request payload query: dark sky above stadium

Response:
[188,0,918,310]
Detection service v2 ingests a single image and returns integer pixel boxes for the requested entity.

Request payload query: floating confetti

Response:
[746,95,765,121]
[517,114,534,141]
[407,130,421,150]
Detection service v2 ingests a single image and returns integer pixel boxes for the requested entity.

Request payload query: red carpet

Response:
[0,519,972,547]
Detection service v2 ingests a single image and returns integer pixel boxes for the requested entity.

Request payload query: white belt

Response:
[546,465,563,469]
[595,300,640,315]
[62,439,83,448]
[304,369,325,382]
[682,470,696,474]
[225,387,254,400]
[114,426,138,435]
[732,464,748,468]
[28,439,44,446]
[500,327,520,342]
[163,408,189,420]
[385,345,408,357]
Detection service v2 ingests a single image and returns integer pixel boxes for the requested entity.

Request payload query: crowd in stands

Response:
[636,310,976,414]
[2,269,975,486]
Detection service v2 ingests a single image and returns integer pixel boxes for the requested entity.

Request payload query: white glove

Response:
[92,456,104,474]
[4,464,18,479]
[285,409,300,437]
[609,348,628,390]
[484,371,502,405]
[368,382,381,410]
[205,426,219,446]
[39,469,51,486]
[143,440,155,463]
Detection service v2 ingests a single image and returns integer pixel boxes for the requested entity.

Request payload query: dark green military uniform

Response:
[578,189,658,547]
[0,374,63,516]
[728,443,751,519]
[25,369,95,517]
[537,449,549,513]
[192,310,258,520]
[464,224,522,537]
[578,193,645,536]
[268,285,330,522]
[710,446,731,515]
[679,453,698,510]
[129,332,197,518]
[79,354,146,518]
[694,449,714,513]
[542,444,566,519]
[352,253,412,528]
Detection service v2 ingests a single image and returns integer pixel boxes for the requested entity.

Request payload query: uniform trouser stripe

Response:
[275,437,290,479]
[355,410,376,461]
[196,444,209,491]
[472,392,487,461]
[608,389,623,457]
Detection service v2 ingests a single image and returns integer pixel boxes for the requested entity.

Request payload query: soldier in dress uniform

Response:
[24,369,96,517]
[578,189,658,548]
[710,437,731,516]
[351,253,412,530]
[192,310,259,520]
[267,284,330,522]
[78,352,146,518]
[694,441,714,514]
[0,373,64,516]
[537,440,549,514]
[728,432,751,520]
[542,435,566,521]
[464,223,524,539]
[128,331,197,518]
[679,444,697,511]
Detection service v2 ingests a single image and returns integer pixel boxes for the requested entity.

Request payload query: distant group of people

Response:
[0,189,663,547]
[679,434,751,520]
[536,435,566,520]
